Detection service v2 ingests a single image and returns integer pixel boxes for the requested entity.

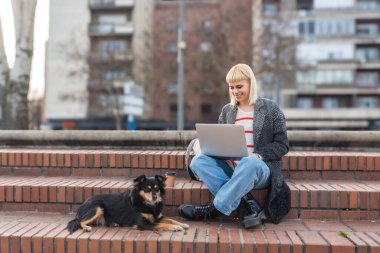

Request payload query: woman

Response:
[179,63,290,228]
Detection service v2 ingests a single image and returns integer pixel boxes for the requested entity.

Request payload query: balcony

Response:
[89,23,134,36]
[89,52,134,63]
[88,0,134,9]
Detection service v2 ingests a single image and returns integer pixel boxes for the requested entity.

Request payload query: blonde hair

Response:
[225,63,257,105]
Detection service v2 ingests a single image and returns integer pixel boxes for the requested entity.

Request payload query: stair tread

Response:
[1,175,379,189]
[0,211,379,252]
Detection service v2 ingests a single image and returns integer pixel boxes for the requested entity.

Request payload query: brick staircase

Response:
[0,149,379,253]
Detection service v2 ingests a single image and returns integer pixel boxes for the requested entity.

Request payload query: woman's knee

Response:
[190,154,212,173]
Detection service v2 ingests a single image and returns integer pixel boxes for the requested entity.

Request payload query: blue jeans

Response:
[190,154,270,216]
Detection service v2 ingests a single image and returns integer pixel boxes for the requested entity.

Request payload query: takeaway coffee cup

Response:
[165,172,176,187]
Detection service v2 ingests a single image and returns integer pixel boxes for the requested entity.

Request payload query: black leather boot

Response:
[242,193,267,228]
[178,202,221,221]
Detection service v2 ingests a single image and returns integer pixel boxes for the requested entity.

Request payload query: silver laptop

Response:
[195,123,249,159]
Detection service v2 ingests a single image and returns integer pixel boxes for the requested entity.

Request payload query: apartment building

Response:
[294,0,380,109]
[87,0,135,119]
[45,0,152,129]
[145,0,252,129]
[257,0,380,109]
[45,0,252,129]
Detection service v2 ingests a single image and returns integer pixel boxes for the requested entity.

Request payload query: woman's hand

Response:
[250,153,262,159]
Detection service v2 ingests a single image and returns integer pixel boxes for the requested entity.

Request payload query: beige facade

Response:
[44,0,90,120]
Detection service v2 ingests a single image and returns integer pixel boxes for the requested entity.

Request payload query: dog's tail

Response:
[66,218,81,234]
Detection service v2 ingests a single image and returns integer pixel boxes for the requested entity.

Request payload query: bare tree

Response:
[254,10,304,106]
[0,0,38,129]
[58,32,131,130]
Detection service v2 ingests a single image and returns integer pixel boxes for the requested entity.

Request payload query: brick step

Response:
[1,150,380,180]
[0,176,379,219]
[0,211,379,253]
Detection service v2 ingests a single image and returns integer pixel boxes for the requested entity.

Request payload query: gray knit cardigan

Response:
[185,97,290,224]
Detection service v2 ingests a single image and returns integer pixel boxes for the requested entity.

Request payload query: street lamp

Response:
[177,0,185,130]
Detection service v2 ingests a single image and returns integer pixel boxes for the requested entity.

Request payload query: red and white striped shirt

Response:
[235,107,254,153]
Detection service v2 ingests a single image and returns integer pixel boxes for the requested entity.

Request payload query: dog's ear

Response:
[155,175,166,184]
[134,175,146,184]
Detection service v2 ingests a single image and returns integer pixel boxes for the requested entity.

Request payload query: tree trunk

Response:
[0,15,10,127]
[2,0,37,129]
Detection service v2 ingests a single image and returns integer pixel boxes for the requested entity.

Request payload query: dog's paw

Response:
[82,226,92,232]
[171,225,185,231]
[180,223,189,229]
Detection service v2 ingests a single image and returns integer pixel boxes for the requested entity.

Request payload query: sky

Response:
[0,0,49,99]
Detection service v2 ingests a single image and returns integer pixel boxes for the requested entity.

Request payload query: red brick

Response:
[65,154,72,167]
[177,152,185,169]
[15,152,22,166]
[100,154,108,168]
[195,227,207,253]
[1,152,7,166]
[139,152,147,168]
[43,153,50,167]
[297,231,329,253]
[89,227,109,253]
[124,152,131,167]
[252,230,267,253]
[72,153,79,168]
[51,153,57,167]
[79,153,86,167]
[86,153,94,168]
[315,156,323,170]
[320,231,355,253]
[375,157,380,171]
[161,152,169,168]
[170,230,183,253]
[57,153,64,167]
[99,229,119,253]
[290,156,297,170]
[36,153,43,167]
[8,152,15,166]
[348,156,356,170]
[219,228,229,253]
[146,152,154,169]
[114,152,124,168]
[154,152,162,169]
[358,156,366,170]
[94,153,101,168]
[132,152,139,168]
[110,228,130,253]
[109,153,116,168]
[323,156,331,170]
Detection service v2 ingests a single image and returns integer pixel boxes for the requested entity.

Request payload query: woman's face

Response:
[228,79,250,104]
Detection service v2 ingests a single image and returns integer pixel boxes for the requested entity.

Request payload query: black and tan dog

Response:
[66,175,189,233]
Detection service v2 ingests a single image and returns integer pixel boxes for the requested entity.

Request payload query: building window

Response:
[263,3,278,17]
[167,42,177,53]
[99,14,127,25]
[315,19,354,37]
[169,104,177,114]
[168,21,179,32]
[297,97,313,108]
[201,104,212,114]
[356,47,380,62]
[357,97,379,108]
[322,97,342,108]
[356,72,379,87]
[298,21,315,37]
[168,83,177,94]
[201,20,213,32]
[200,83,214,94]
[297,70,354,85]
[103,70,127,80]
[199,41,212,52]
[357,24,378,38]
[99,40,126,53]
